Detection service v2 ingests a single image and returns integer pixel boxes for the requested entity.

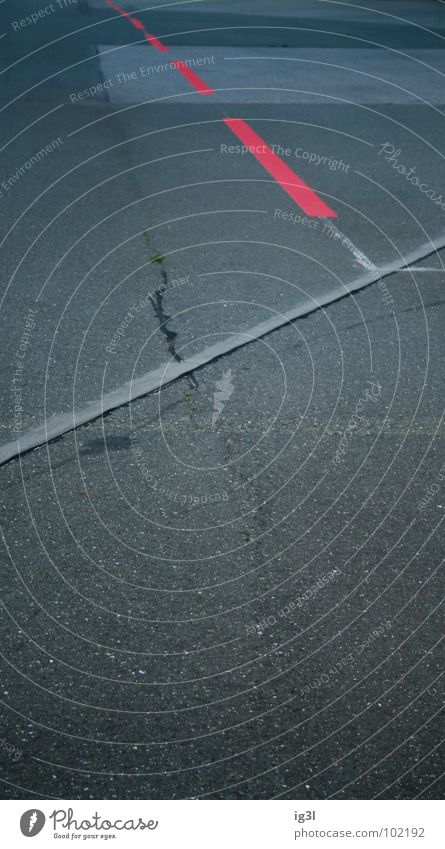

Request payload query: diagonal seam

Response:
[1,233,445,467]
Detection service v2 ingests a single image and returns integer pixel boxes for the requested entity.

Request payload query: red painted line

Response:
[223,118,337,217]
[105,0,213,95]
[171,61,215,95]
[106,0,169,51]
[102,3,336,215]
[144,33,169,52]
[106,1,128,15]
[129,17,145,30]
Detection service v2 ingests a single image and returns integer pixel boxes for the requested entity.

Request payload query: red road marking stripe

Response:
[171,61,215,95]
[144,33,169,52]
[106,1,169,51]
[107,1,128,15]
[105,0,214,97]
[223,118,337,217]
[103,3,336,215]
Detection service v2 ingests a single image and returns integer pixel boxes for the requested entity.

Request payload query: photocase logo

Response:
[211,369,234,430]
[20,810,46,837]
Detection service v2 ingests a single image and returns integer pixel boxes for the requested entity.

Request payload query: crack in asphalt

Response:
[149,267,199,392]
[1,234,445,467]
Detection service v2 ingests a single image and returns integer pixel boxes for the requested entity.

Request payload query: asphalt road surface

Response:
[0,0,444,800]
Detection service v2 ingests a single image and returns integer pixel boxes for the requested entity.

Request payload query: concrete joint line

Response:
[1,232,445,467]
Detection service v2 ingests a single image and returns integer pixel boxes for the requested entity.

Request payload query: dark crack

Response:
[149,268,199,391]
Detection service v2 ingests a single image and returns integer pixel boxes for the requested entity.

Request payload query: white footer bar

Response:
[0,800,442,848]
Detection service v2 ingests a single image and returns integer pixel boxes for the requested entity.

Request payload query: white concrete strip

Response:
[94,46,445,105]
[1,231,445,467]
[324,221,377,271]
